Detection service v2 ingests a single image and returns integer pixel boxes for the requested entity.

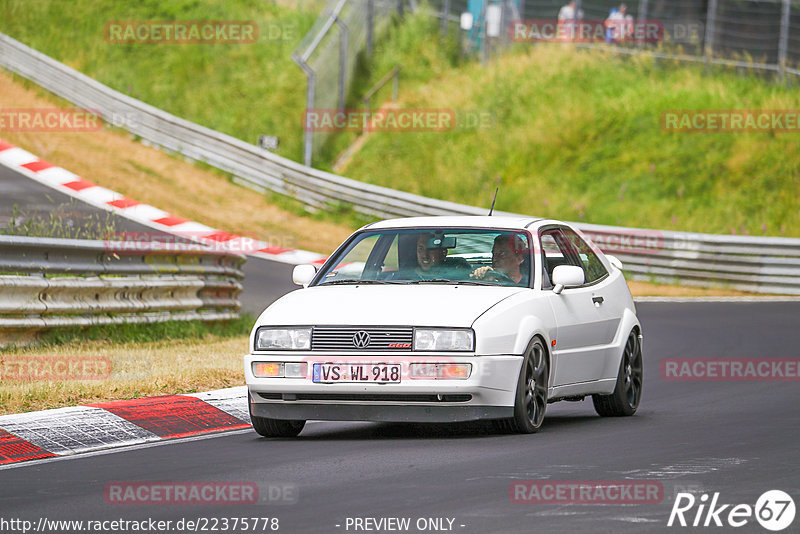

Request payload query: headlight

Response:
[414,328,474,351]
[254,327,311,350]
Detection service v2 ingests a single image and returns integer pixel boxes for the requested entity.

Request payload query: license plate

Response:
[312,363,401,383]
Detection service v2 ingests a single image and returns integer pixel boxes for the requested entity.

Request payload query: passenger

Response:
[415,233,447,274]
[413,233,471,279]
[471,234,530,285]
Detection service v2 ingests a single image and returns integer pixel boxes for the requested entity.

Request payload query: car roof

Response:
[363,216,550,231]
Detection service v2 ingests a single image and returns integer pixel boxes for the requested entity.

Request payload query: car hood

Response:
[256,285,528,327]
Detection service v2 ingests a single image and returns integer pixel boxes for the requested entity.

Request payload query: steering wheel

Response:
[484,269,516,284]
[382,269,423,281]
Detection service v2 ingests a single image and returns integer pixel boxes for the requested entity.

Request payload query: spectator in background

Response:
[604,7,619,43]
[605,3,634,43]
[557,1,584,42]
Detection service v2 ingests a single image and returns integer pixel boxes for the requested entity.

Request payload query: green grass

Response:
[5,313,255,350]
[0,0,322,162]
[2,3,798,236]
[2,201,120,239]
[337,41,800,236]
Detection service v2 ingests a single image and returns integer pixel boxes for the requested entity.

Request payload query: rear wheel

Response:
[494,338,548,434]
[593,330,642,417]
[248,393,305,437]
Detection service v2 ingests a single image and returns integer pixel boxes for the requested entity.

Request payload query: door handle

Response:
[592,296,604,305]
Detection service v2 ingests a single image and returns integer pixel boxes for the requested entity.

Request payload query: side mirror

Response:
[552,265,584,294]
[292,264,317,287]
[606,254,623,270]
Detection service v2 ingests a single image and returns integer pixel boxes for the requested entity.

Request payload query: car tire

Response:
[494,337,548,434]
[248,393,306,438]
[592,330,642,417]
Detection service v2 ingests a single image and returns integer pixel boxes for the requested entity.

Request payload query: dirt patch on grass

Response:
[627,280,763,297]
[0,335,248,415]
[0,71,355,255]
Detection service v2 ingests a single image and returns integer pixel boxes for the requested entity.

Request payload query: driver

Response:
[471,234,529,285]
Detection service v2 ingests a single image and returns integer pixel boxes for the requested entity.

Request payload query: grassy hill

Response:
[335,34,800,236]
[0,0,323,161]
[2,3,797,236]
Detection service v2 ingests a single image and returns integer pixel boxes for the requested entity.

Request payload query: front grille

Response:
[257,392,472,403]
[311,327,413,351]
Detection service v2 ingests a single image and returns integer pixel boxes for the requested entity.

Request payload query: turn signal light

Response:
[409,363,471,380]
[253,362,283,378]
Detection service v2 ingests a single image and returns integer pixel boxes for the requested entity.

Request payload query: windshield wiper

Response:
[407,279,495,286]
[318,279,408,285]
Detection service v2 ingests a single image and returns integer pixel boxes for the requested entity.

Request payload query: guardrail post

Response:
[704,0,718,62]
[441,0,451,35]
[778,0,790,82]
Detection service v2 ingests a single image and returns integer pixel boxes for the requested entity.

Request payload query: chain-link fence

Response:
[292,0,401,166]
[429,0,800,78]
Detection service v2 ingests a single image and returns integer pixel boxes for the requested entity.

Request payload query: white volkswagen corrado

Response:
[245,216,643,437]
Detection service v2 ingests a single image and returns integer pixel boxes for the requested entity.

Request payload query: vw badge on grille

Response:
[352,331,371,348]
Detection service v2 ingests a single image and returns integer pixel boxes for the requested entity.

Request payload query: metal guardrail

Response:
[0,33,798,294]
[0,235,245,332]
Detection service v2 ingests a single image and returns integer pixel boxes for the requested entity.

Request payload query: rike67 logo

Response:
[668,490,795,531]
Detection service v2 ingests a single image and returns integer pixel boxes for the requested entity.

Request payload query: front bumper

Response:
[244,352,523,423]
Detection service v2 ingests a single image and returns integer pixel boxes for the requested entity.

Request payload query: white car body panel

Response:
[253,285,527,328]
[245,216,642,424]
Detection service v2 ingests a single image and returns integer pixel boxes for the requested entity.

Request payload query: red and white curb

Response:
[0,138,327,266]
[0,386,249,466]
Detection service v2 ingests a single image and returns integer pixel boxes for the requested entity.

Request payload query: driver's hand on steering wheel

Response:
[470,266,495,280]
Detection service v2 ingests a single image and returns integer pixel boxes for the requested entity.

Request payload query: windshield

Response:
[315,228,533,287]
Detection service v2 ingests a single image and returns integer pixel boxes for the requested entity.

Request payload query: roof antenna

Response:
[488,187,499,216]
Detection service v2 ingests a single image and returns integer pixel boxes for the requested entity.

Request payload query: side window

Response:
[560,228,608,283]
[539,232,562,288]
[380,235,399,273]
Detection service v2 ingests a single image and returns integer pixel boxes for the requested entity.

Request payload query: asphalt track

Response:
[2,165,799,533]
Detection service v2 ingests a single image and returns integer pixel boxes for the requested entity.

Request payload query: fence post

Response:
[637,0,649,49]
[293,54,316,167]
[304,72,315,167]
[367,0,374,56]
[398,0,404,17]
[704,0,718,62]
[335,17,348,111]
[441,0,451,35]
[778,0,790,82]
